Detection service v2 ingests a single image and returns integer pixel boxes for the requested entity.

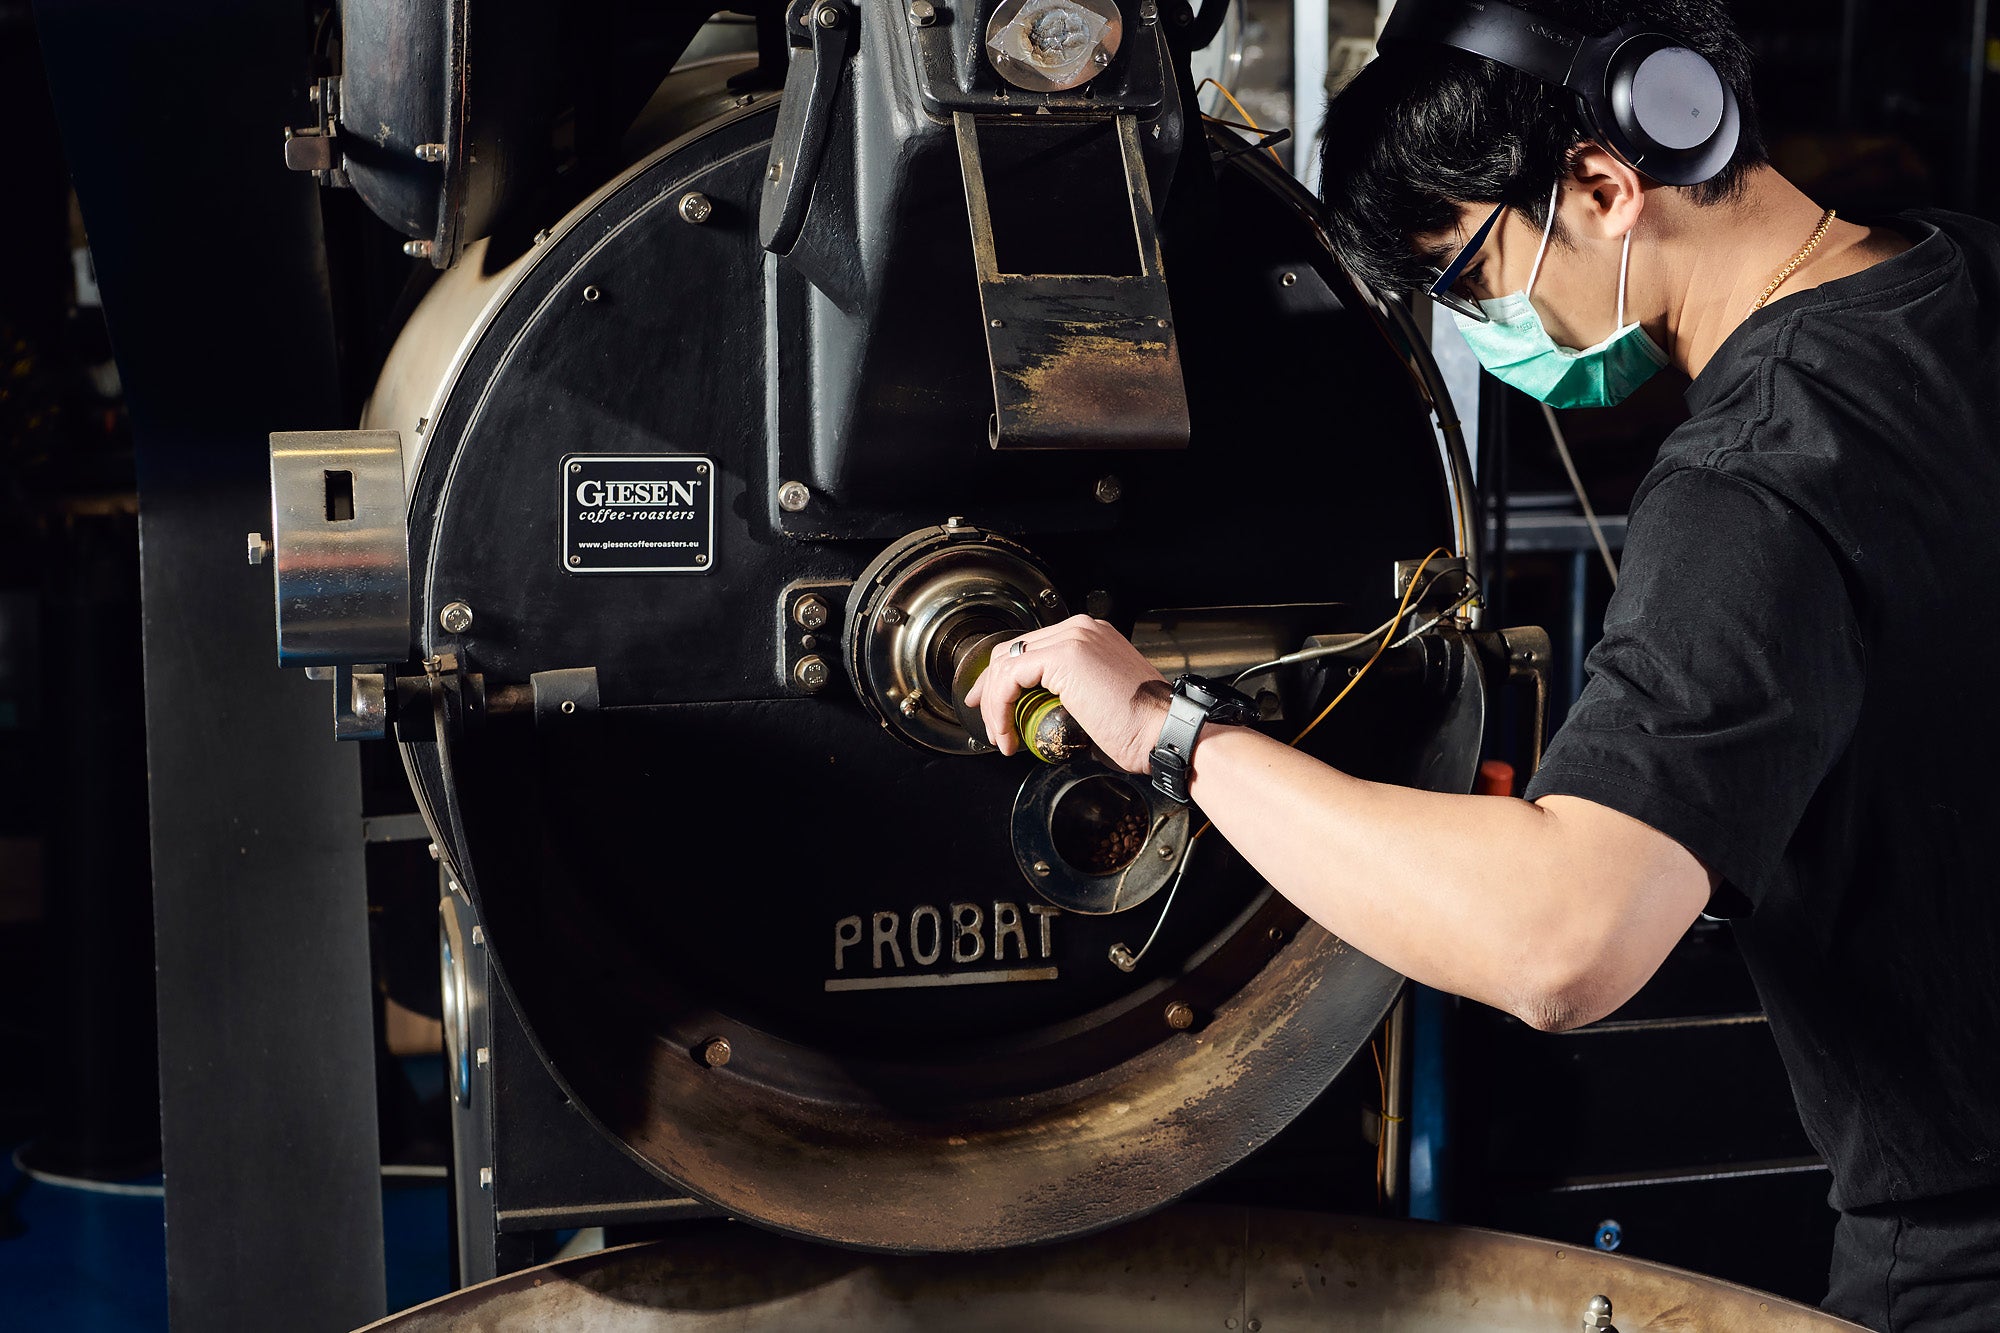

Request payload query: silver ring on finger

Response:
[1008,639,1028,657]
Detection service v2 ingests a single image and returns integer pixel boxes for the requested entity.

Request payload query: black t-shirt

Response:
[1525,210,2000,1213]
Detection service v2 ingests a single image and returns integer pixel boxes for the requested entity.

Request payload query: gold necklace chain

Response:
[1750,207,1838,312]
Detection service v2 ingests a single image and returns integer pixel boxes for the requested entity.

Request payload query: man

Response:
[965,1,2000,1327]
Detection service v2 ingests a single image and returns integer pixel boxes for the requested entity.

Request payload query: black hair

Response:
[1317,0,1767,297]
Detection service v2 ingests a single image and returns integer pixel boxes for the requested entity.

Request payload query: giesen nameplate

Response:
[561,454,714,574]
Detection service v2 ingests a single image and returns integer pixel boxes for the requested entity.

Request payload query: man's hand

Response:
[963,614,1172,773]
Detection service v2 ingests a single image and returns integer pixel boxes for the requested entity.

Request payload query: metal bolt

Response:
[945,515,966,529]
[989,318,1004,328]
[678,191,714,224]
[414,142,446,162]
[1139,0,1157,19]
[1248,1322,1262,1333]
[427,843,439,861]
[1032,859,1052,877]
[778,480,811,512]
[1037,588,1060,609]
[1164,1000,1195,1030]
[1281,271,1298,286]
[701,1037,732,1068]
[1093,50,1110,64]
[471,925,485,947]
[439,601,474,634]
[582,284,602,302]
[735,92,754,106]
[1223,1316,1236,1329]
[768,159,784,184]
[695,554,708,565]
[532,228,550,246]
[478,1166,493,1190]
[794,594,830,630]
[794,655,830,692]
[881,606,905,626]
[475,1046,489,1067]
[246,532,271,565]
[1583,1295,1613,1330]
[1094,475,1122,504]
[800,634,818,650]
[899,691,923,717]
[1157,842,1176,861]
[1156,318,1169,328]
[816,3,841,26]
[403,239,434,259]
[909,0,936,23]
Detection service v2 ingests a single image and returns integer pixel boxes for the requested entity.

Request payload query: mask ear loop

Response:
[1616,228,1633,328]
[1524,180,1563,297]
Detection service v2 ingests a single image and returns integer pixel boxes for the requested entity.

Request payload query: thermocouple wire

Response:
[1111,550,1448,972]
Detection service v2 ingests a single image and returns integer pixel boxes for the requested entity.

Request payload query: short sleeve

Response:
[1523,465,1865,913]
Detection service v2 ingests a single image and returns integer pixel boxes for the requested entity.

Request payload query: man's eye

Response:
[1462,263,1485,290]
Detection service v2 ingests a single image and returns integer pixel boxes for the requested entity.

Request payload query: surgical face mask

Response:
[1451,184,1668,410]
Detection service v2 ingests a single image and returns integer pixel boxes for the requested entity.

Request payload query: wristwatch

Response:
[1149,674,1260,803]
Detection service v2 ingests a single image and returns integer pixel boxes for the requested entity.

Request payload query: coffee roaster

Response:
[260,0,1522,1269]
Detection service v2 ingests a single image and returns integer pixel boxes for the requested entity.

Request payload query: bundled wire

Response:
[1195,78,1286,167]
[1111,550,1450,972]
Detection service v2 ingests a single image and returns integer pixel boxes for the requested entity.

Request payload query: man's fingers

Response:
[977,651,1057,757]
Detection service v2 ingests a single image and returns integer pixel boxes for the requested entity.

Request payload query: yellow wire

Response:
[1197,78,1287,166]
[1289,548,1445,750]
[1183,547,1449,850]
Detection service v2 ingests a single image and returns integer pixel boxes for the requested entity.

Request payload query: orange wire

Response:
[1197,78,1287,167]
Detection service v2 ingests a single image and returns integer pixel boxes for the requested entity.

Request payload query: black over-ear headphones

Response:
[1377,0,1741,187]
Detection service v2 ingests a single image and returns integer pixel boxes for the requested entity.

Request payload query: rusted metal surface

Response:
[957,112,1189,451]
[358,1206,1868,1331]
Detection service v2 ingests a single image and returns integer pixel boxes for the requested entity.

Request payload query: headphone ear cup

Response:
[1574,26,1741,186]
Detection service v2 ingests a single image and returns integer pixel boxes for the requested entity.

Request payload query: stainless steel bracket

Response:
[267,429,412,668]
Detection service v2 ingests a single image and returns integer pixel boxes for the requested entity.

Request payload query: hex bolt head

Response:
[701,1037,732,1068]
[439,601,474,634]
[1164,1000,1195,1030]
[794,655,830,692]
[1094,474,1123,504]
[778,480,811,512]
[909,0,937,23]
[1582,1294,1614,1329]
[793,594,830,631]
[880,606,905,626]
[678,191,714,224]
[246,532,271,565]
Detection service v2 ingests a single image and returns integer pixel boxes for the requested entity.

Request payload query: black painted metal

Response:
[32,1,388,1326]
[389,54,1468,1247]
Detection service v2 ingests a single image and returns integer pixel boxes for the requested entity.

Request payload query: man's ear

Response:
[1565,141,1648,242]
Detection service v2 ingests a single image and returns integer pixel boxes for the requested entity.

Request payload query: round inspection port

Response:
[1049,774,1150,876]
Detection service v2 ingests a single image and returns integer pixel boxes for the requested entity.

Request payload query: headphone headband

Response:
[1376,0,1741,187]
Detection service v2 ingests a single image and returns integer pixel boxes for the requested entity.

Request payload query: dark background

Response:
[0,0,1992,1324]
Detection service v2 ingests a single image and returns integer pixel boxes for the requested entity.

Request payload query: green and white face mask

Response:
[1452,183,1669,410]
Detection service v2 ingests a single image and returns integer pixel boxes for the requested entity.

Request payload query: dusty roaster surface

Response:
[265,0,1491,1253]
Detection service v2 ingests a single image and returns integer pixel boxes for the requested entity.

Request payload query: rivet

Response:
[701,1037,732,1067]
[569,555,582,566]
[990,318,1004,328]
[414,142,446,162]
[1033,860,1052,877]
[560,699,577,715]
[1281,271,1298,286]
[582,284,602,302]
